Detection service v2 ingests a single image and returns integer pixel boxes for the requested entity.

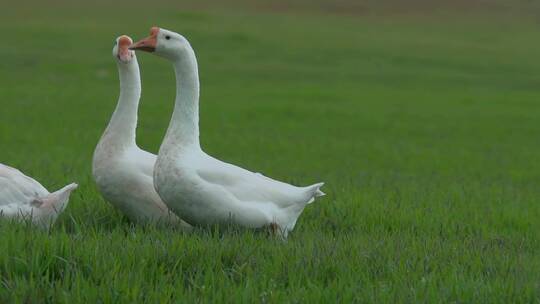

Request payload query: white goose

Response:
[131,27,325,237]
[0,163,77,229]
[92,35,190,228]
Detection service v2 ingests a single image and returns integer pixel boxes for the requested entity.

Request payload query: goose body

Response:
[0,163,77,228]
[92,35,190,228]
[155,147,324,235]
[131,27,324,236]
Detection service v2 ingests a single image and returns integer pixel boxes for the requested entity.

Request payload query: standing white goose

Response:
[0,163,77,229]
[130,27,325,237]
[92,35,190,228]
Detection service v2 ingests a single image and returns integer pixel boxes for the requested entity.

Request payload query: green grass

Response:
[0,1,539,302]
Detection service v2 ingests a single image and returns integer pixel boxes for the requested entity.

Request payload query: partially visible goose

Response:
[92,35,190,228]
[131,27,325,237]
[0,163,77,229]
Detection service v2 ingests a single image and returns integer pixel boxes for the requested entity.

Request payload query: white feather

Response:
[145,28,325,237]
[0,163,77,229]
[92,36,191,228]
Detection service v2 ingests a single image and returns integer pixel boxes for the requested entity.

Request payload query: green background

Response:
[0,1,539,302]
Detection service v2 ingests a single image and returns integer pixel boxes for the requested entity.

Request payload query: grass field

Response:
[1,0,539,302]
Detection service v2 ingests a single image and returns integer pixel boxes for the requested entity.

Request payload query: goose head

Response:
[113,35,136,64]
[130,26,191,60]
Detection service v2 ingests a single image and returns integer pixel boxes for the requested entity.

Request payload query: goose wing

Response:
[195,156,309,208]
[0,164,49,207]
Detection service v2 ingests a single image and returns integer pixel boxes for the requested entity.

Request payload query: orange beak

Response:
[117,35,133,62]
[129,26,159,52]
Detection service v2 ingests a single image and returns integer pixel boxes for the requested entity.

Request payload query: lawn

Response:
[0,0,539,302]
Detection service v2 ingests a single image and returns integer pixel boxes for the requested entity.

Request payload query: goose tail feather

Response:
[41,183,78,211]
[304,182,325,204]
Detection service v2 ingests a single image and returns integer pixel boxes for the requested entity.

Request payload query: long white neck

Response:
[161,47,201,154]
[101,59,141,149]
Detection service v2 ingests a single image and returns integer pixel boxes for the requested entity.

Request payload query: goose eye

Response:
[165,35,171,40]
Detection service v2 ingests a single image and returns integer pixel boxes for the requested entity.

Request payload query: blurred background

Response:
[2,0,540,179]
[3,0,540,178]
[0,0,539,302]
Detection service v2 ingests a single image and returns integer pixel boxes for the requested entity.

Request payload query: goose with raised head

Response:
[0,163,77,229]
[92,35,191,228]
[130,27,325,237]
